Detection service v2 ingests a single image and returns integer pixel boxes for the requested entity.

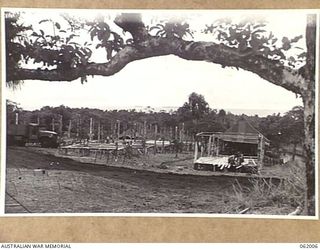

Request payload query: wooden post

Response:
[154,124,157,155]
[37,117,40,125]
[208,135,212,156]
[162,138,165,153]
[175,126,178,140]
[89,117,93,141]
[117,120,120,141]
[141,123,144,138]
[200,137,204,157]
[52,118,55,131]
[181,123,185,142]
[90,117,93,135]
[221,138,225,154]
[112,121,115,139]
[143,121,147,139]
[194,138,198,161]
[15,113,19,125]
[76,114,80,138]
[134,123,137,141]
[259,134,264,170]
[59,115,63,136]
[68,120,72,138]
[101,125,104,141]
[216,136,220,156]
[98,121,101,142]
[185,130,189,151]
[138,123,142,137]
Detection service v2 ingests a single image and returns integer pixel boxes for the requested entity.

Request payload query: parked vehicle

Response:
[7,123,59,148]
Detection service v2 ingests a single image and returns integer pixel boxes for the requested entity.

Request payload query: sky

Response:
[5,9,308,116]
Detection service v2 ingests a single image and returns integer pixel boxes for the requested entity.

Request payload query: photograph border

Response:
[1,7,319,220]
[0,0,320,243]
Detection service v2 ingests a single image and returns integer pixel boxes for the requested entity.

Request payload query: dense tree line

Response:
[7,93,304,149]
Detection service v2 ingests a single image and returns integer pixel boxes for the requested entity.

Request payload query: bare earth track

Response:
[5,147,293,215]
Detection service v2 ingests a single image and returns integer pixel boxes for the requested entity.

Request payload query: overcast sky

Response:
[5,9,308,116]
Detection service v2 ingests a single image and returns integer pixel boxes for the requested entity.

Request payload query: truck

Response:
[7,123,59,148]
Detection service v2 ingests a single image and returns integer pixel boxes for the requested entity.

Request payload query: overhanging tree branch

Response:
[114,13,149,42]
[8,36,305,95]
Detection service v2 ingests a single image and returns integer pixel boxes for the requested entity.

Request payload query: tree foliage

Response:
[6,95,305,150]
[5,11,311,96]
[203,17,305,69]
[5,12,31,88]
[177,92,209,121]
[149,19,194,39]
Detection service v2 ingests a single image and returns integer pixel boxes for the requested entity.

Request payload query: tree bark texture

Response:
[301,14,316,216]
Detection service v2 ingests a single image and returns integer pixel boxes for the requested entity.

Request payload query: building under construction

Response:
[194,118,270,174]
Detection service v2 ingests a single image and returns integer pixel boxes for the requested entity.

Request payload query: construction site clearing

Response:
[30,118,289,180]
[7,146,301,214]
[5,118,305,214]
[27,140,288,181]
[5,116,299,183]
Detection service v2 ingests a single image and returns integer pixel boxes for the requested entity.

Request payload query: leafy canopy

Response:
[5,11,307,86]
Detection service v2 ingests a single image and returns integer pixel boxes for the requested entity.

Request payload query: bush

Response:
[224,160,306,215]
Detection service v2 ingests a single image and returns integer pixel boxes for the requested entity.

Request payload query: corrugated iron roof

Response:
[219,133,260,144]
[196,118,269,144]
[226,118,260,135]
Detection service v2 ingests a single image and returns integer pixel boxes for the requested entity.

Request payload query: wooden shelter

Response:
[194,118,269,173]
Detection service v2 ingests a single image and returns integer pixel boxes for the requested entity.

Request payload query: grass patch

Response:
[224,159,306,215]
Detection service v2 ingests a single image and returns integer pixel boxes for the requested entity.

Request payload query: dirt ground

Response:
[31,146,286,178]
[5,146,298,215]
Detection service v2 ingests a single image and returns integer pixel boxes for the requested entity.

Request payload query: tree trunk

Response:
[303,92,315,216]
[292,143,297,161]
[302,14,316,216]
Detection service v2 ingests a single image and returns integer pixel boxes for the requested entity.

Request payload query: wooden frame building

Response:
[194,119,270,172]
